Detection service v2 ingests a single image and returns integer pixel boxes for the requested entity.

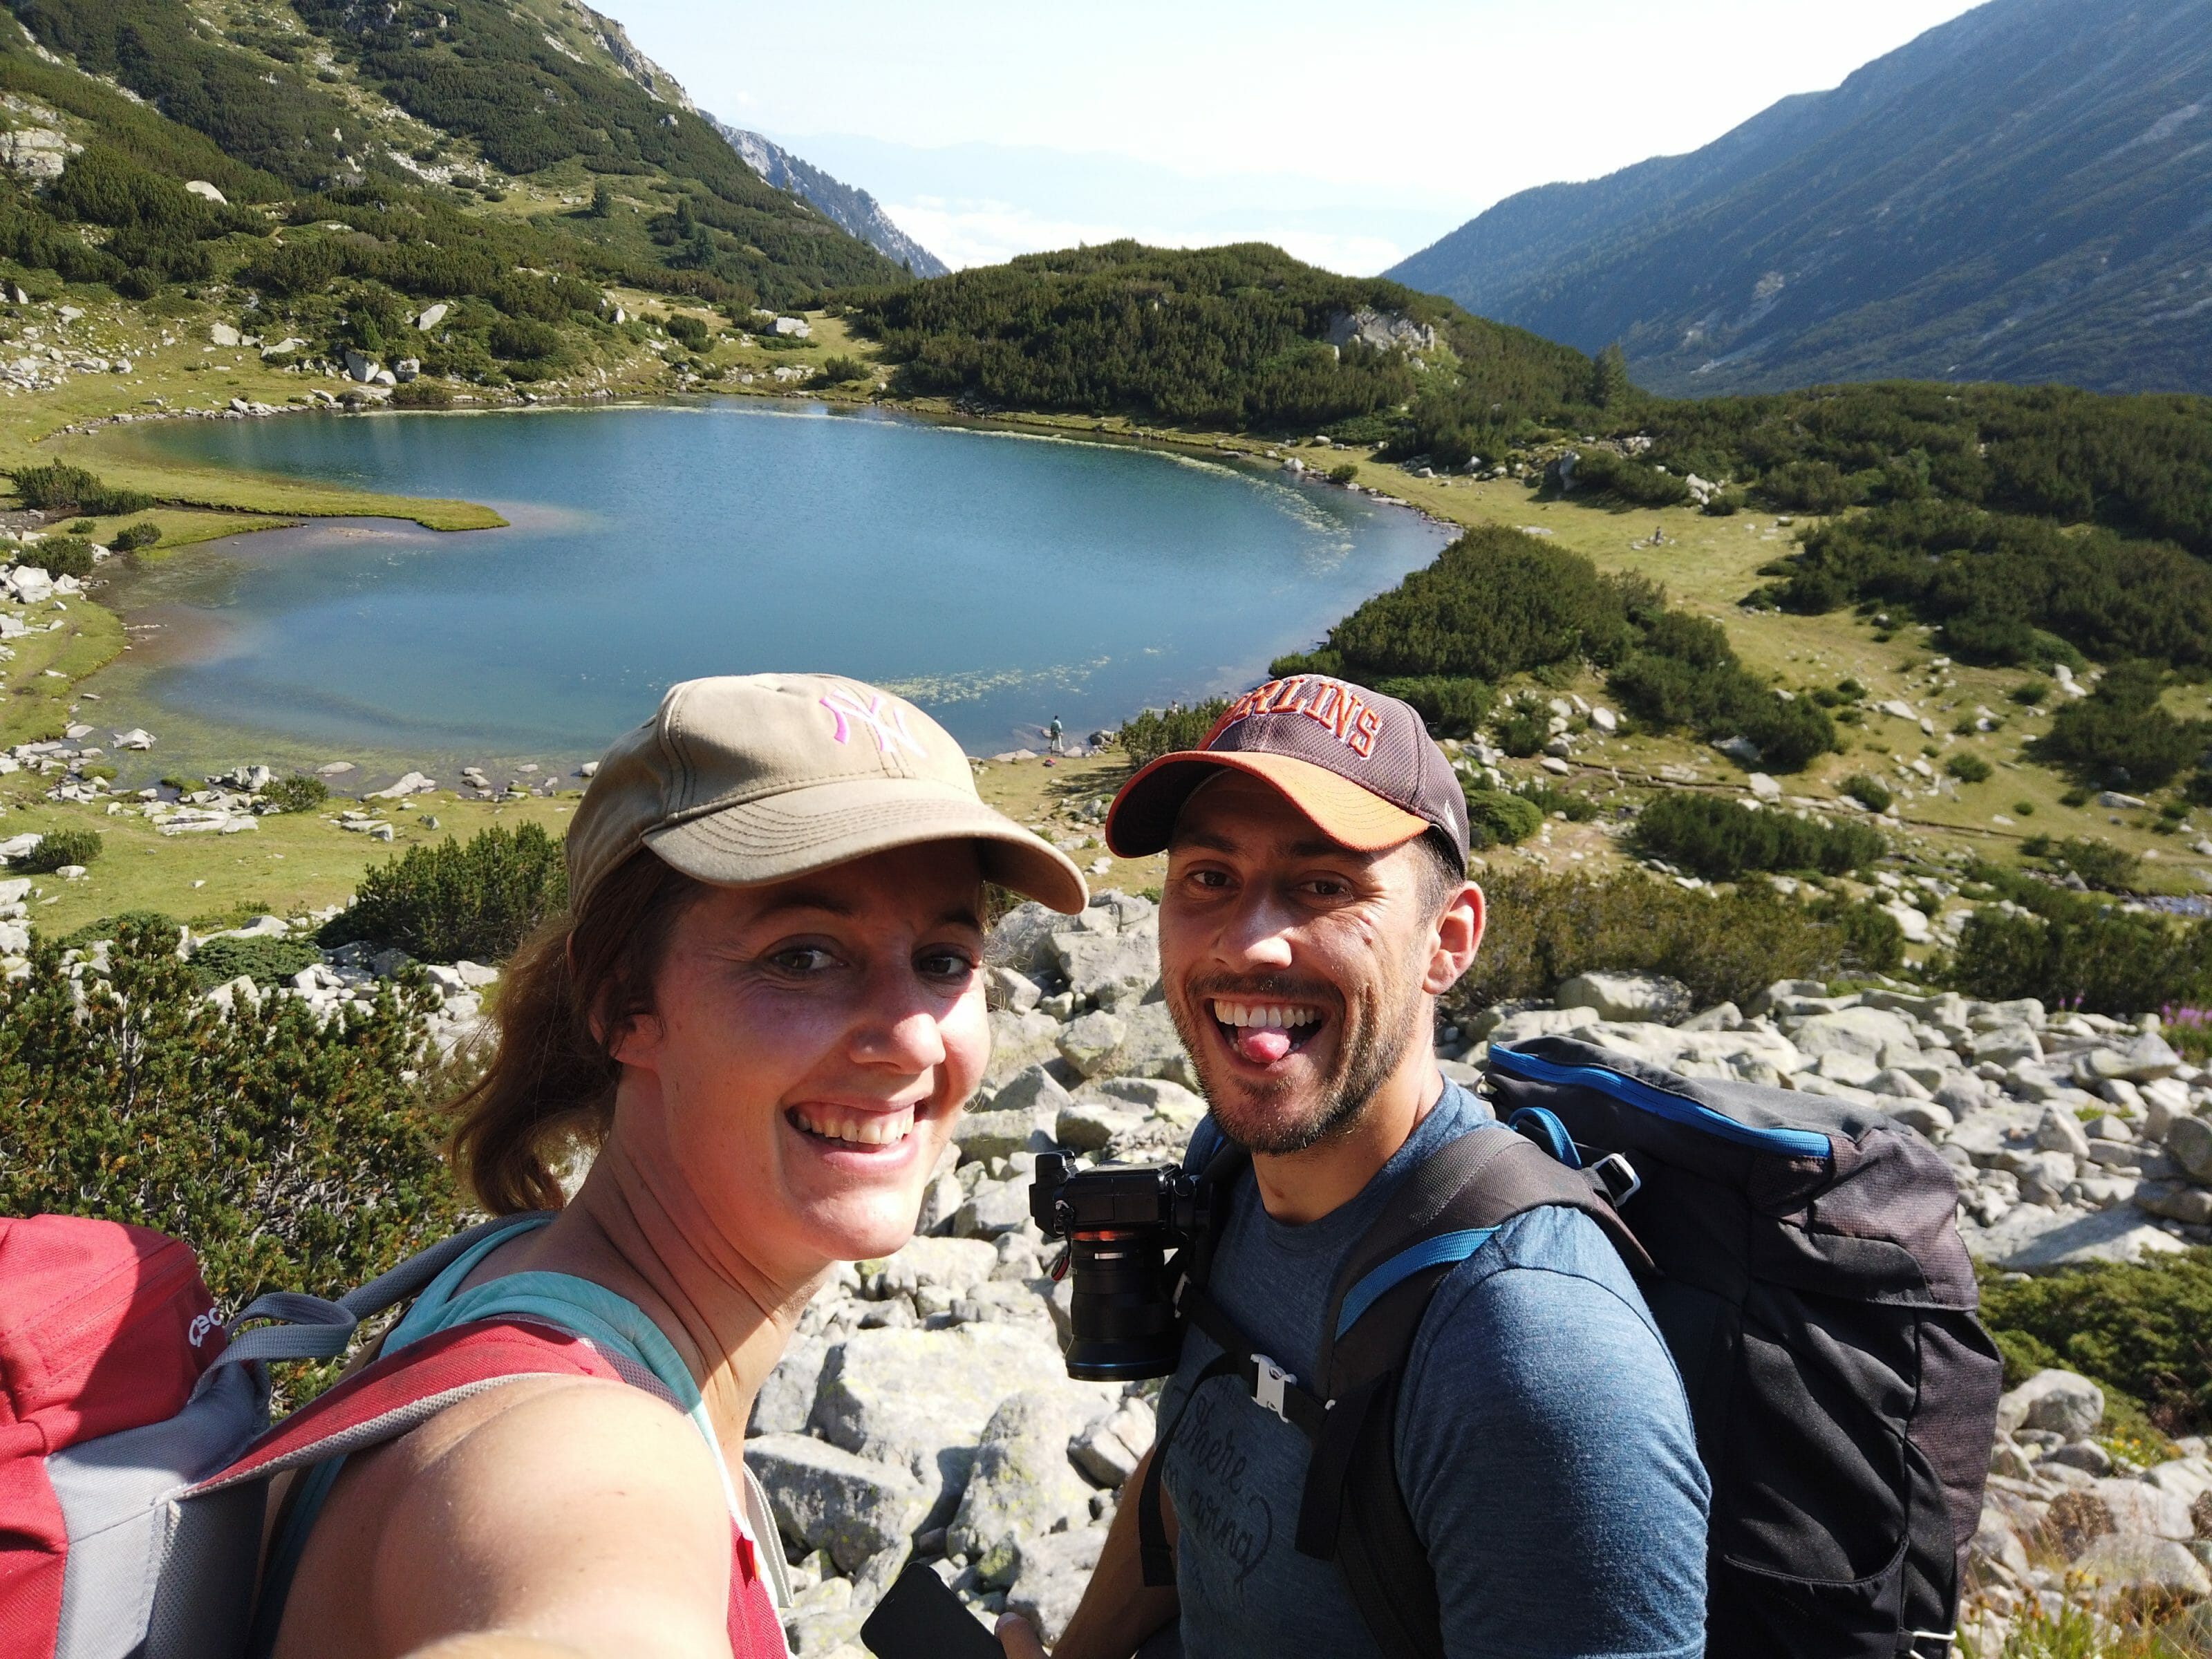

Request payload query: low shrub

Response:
[261,774,330,814]
[664,314,712,352]
[110,521,161,552]
[1117,699,1230,767]
[1327,462,1358,485]
[1606,612,1838,772]
[59,910,178,949]
[816,354,870,384]
[1630,794,1884,879]
[1515,782,1600,823]
[1450,871,1902,1013]
[0,918,467,1310]
[1492,700,1549,759]
[322,823,568,964]
[188,934,321,990]
[1376,675,1492,738]
[1978,1249,2212,1434]
[1463,789,1544,849]
[1841,774,1893,813]
[2033,661,2211,791]
[1567,449,1691,507]
[1947,908,2212,1015]
[1947,753,1994,784]
[1701,489,1745,516]
[389,381,454,409]
[27,537,95,579]
[9,462,152,516]
[2011,680,2052,706]
[2028,835,2144,892]
[9,827,102,874]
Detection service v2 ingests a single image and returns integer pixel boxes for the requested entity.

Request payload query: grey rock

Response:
[986,964,1043,1015]
[1082,1076,1205,1125]
[1058,1009,1129,1078]
[1888,1101,1955,1139]
[812,1324,1100,1518]
[2140,1078,2191,1140]
[2043,1440,2114,1475]
[987,1009,1065,1084]
[861,1237,998,1299]
[1867,1067,1933,1100]
[1104,1000,1200,1091]
[955,1106,1058,1163]
[751,1335,832,1435]
[1991,1205,2193,1271]
[1974,1024,2045,1066]
[1998,1369,2105,1439]
[1050,918,1161,1010]
[1554,971,1694,1025]
[991,901,1068,976]
[2093,1476,2195,1541]
[1933,1074,1990,1116]
[988,1065,1077,1121]
[2168,1114,2212,1182]
[954,1174,1034,1241]
[1069,1396,1156,1488]
[1971,1504,2032,1581]
[1790,1006,1918,1061]
[948,1391,1100,1584]
[2070,1533,2211,1597]
[1006,1527,1107,1647]
[1678,1002,1743,1032]
[1056,1096,1147,1152]
[747,1432,929,1575]
[2037,1105,2093,1160]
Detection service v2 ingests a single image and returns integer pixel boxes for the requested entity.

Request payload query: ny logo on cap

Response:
[821,687,926,758]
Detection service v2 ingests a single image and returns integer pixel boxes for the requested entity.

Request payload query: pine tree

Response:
[589,179,614,218]
[1590,343,1633,409]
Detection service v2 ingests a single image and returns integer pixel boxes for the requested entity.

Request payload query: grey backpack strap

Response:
[196,1215,554,1389]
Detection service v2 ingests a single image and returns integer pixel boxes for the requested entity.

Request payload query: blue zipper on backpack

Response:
[1486,1044,1834,1159]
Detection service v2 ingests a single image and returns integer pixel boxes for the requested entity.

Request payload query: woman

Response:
[263,673,1087,1658]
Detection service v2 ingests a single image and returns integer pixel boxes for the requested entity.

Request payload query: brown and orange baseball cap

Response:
[568,673,1088,914]
[1105,675,1470,863]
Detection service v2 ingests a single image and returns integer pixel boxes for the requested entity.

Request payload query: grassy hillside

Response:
[1386,0,2212,398]
[0,0,905,375]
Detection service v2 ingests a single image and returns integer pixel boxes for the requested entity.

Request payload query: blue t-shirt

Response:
[1158,1081,1709,1659]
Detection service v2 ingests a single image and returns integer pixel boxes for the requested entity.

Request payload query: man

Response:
[1002,675,1707,1659]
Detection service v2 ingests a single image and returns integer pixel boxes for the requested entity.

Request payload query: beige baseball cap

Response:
[566,673,1087,915]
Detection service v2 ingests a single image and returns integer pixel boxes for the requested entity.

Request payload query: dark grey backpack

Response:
[1144,1035,2004,1659]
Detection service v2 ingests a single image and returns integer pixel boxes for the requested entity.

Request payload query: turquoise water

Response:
[93,401,1449,765]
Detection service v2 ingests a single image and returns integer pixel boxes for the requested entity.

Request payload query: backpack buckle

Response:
[1589,1152,1642,1206]
[1253,1354,1295,1422]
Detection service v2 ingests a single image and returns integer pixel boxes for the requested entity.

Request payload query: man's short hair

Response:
[1413,829,1468,921]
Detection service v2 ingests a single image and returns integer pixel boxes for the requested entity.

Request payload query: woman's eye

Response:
[917,950,977,981]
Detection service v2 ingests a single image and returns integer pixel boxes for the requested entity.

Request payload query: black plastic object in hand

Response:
[859,1562,1005,1659]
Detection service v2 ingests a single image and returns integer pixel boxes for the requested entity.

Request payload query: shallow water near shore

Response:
[84,400,1450,775]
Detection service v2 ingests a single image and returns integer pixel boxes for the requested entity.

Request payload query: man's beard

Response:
[1167,956,1425,1156]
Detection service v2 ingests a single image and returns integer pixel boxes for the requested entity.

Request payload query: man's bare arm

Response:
[998,1447,1179,1659]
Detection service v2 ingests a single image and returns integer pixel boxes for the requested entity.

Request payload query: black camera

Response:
[1029,1152,1213,1380]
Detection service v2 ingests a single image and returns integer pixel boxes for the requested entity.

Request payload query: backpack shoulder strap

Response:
[1294,1122,1653,1659]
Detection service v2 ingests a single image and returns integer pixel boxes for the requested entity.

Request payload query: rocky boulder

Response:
[947,1391,1101,1584]
[1998,1369,2106,1440]
[1555,971,1694,1025]
[746,1433,928,1574]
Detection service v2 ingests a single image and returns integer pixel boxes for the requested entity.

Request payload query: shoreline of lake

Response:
[69,398,1455,787]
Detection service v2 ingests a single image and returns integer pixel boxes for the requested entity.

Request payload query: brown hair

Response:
[448,848,708,1214]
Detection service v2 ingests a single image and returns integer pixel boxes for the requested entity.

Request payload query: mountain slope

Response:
[713,123,946,278]
[0,0,905,307]
[1387,0,2212,397]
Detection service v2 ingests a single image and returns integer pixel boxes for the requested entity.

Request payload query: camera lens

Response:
[1064,1228,1183,1380]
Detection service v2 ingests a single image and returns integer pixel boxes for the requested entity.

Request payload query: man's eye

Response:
[1190,868,1232,889]
[769,947,838,975]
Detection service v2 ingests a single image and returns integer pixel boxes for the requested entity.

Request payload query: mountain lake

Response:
[79,400,1452,778]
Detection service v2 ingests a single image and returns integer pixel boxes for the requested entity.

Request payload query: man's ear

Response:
[1424,880,1485,996]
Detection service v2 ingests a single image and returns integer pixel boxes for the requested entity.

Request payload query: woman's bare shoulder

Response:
[284,1375,734,1658]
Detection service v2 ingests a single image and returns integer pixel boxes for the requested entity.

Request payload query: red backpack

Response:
[0,1213,624,1659]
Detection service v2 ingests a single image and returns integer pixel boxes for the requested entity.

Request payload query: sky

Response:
[611,0,1989,274]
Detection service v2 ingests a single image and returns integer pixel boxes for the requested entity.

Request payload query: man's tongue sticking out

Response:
[1239,1027,1294,1065]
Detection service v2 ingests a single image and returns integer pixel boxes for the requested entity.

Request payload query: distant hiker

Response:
[259,674,1088,1656]
[1047,714,1067,754]
[1004,675,1707,1659]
